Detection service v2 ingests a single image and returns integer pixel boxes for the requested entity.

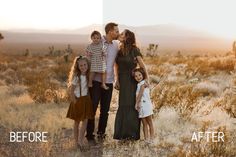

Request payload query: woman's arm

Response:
[137,56,149,82]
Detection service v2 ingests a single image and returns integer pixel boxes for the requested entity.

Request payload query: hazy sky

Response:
[103,0,236,39]
[0,0,103,30]
[0,0,236,39]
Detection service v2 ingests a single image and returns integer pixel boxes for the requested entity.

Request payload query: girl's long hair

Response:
[119,29,137,55]
[67,56,90,88]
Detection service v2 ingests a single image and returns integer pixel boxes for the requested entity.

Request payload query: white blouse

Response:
[72,75,88,97]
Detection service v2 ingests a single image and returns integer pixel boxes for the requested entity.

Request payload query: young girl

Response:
[133,68,154,144]
[86,30,108,90]
[66,56,94,151]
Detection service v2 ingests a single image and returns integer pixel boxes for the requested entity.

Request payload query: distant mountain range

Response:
[0,24,232,53]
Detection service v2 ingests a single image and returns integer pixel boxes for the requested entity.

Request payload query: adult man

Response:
[86,22,119,142]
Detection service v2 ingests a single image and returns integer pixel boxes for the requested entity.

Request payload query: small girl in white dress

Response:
[133,68,154,144]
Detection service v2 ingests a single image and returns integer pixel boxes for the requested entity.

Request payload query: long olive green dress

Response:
[113,48,141,140]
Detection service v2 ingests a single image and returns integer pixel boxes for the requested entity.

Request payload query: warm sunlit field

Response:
[0,46,236,157]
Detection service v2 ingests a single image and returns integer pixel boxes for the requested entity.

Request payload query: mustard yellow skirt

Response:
[66,95,94,121]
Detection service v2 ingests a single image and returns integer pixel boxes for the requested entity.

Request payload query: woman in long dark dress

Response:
[113,29,149,140]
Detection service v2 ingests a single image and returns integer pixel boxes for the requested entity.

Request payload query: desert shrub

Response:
[2,68,19,85]
[8,85,28,96]
[186,58,213,76]
[51,62,71,82]
[225,95,236,118]
[0,55,71,103]
[152,82,200,118]
[0,62,7,71]
[148,65,170,76]
[229,97,236,118]
[215,90,236,118]
[0,79,5,85]
[209,59,235,72]
[192,82,221,97]
[184,56,236,76]
[169,56,188,65]
[144,56,169,66]
[19,68,60,103]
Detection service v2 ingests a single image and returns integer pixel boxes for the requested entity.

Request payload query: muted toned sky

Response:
[103,0,236,39]
[0,0,236,39]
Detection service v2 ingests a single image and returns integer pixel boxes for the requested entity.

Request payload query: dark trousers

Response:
[86,81,113,140]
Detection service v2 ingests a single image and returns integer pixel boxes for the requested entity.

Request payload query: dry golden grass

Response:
[0,51,236,156]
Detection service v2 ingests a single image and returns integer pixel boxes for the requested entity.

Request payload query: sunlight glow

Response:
[0,0,235,39]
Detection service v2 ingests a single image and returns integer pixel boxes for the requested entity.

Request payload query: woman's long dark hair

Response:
[120,29,137,55]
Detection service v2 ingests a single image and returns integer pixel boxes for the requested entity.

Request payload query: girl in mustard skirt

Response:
[66,56,93,151]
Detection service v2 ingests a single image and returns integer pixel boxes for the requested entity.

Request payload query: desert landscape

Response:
[1,0,236,155]
[0,30,236,156]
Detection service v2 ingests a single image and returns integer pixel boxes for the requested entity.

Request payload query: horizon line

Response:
[0,24,234,40]
[0,23,188,31]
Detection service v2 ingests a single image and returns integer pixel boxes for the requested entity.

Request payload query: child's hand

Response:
[102,45,107,53]
[135,103,140,112]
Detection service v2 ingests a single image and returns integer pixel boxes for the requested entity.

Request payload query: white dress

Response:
[136,80,153,118]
